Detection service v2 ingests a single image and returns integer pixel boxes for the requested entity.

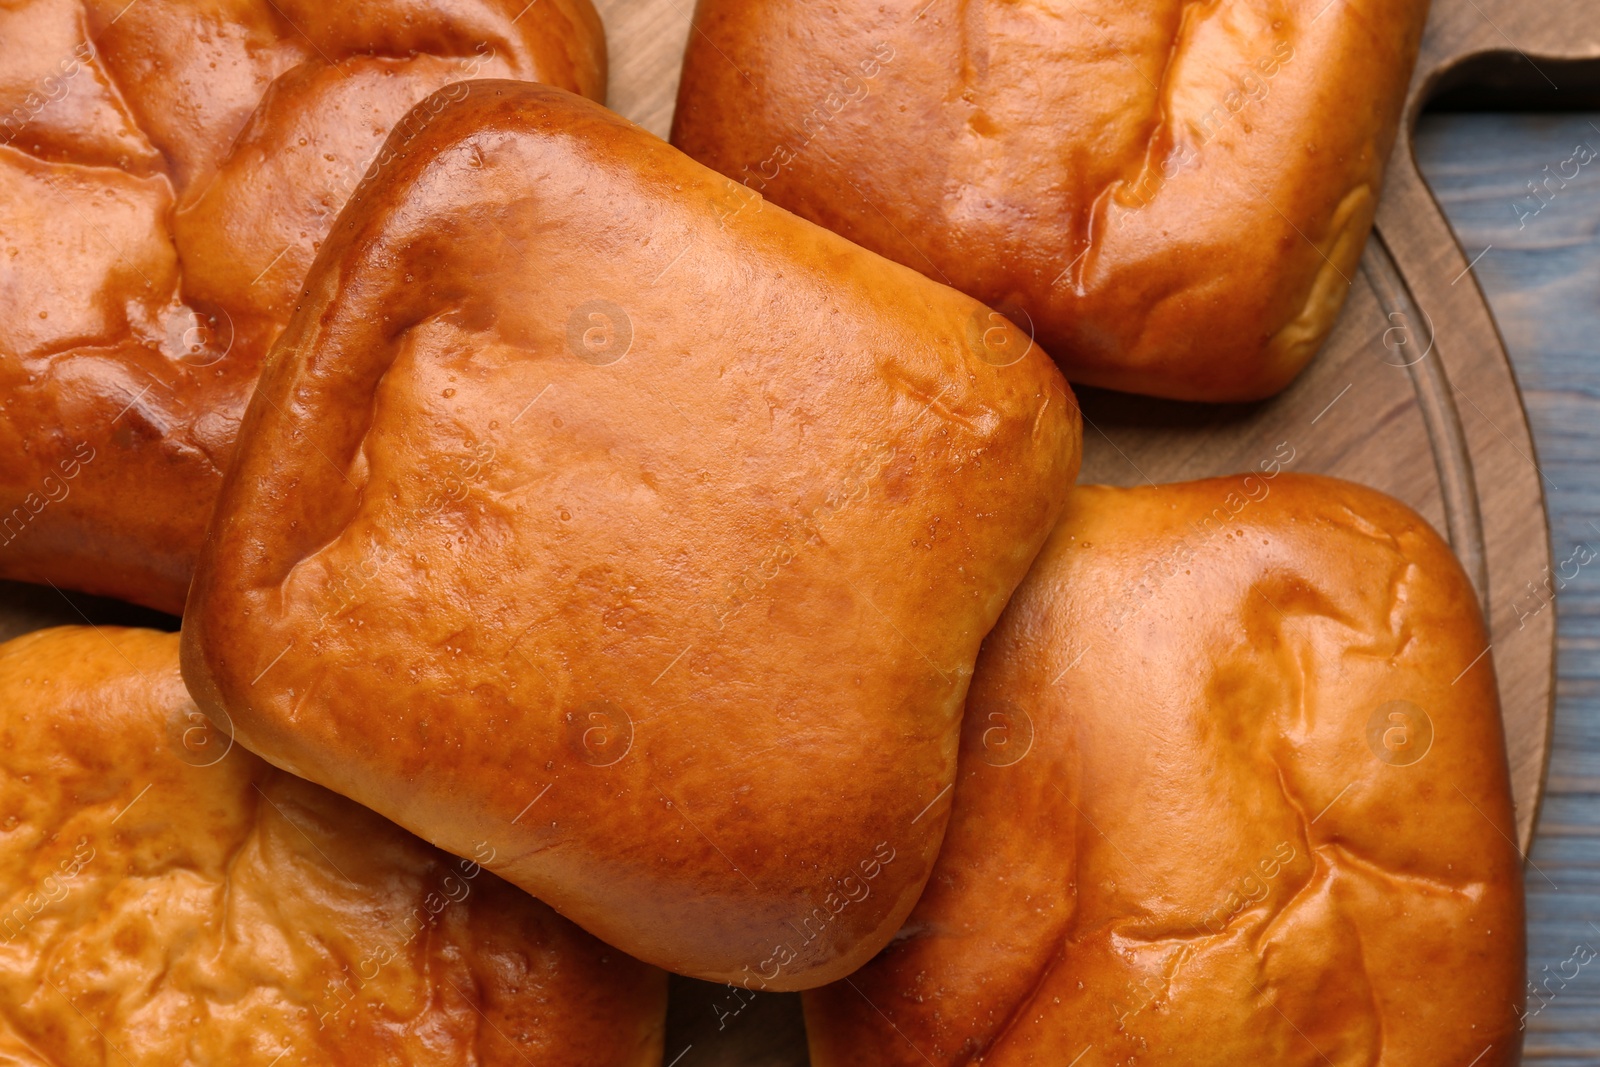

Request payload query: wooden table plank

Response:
[1416,110,1600,1066]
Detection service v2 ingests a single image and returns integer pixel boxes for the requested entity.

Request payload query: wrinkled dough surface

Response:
[803,475,1524,1066]
[0,0,605,613]
[0,626,665,1066]
[671,0,1427,401]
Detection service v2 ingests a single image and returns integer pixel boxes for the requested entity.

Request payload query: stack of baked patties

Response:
[0,0,1525,1064]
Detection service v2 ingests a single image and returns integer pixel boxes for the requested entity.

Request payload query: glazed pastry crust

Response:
[671,0,1428,401]
[0,0,606,613]
[804,475,1525,1066]
[180,80,1081,990]
[0,626,666,1066]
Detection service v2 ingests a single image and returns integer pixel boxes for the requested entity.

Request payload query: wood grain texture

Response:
[594,0,692,138]
[1416,109,1600,1067]
[1374,0,1600,863]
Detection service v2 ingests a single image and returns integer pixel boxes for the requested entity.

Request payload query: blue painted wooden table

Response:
[1417,111,1600,1064]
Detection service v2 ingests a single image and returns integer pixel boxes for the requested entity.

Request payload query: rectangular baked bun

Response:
[672,0,1427,402]
[0,626,666,1065]
[179,81,1081,990]
[803,474,1525,1066]
[0,0,605,613]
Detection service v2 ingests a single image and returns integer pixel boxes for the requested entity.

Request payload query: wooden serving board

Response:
[1,1,1586,1063]
[580,0,1596,1062]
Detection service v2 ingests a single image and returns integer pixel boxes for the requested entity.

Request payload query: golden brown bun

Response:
[179,80,1081,990]
[0,0,605,614]
[670,0,1427,402]
[804,475,1525,1065]
[0,626,666,1065]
